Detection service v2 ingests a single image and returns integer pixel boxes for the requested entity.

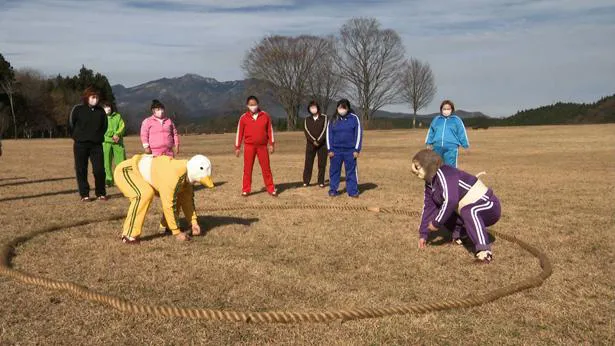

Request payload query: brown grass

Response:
[0,125,614,345]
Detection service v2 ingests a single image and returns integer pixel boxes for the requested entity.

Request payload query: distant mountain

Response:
[112,73,491,131]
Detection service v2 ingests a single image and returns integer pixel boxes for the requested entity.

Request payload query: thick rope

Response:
[0,201,552,323]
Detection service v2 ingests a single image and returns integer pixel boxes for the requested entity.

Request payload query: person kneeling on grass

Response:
[411,149,501,263]
[114,154,214,244]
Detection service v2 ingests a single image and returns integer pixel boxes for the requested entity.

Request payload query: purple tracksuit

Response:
[419,165,501,251]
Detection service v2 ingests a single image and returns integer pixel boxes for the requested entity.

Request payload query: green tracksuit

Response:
[103,112,126,185]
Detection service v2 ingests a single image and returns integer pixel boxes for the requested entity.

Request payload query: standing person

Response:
[302,100,328,188]
[411,149,501,263]
[69,87,107,202]
[234,95,276,197]
[140,99,179,157]
[101,101,126,187]
[326,99,362,198]
[425,100,469,167]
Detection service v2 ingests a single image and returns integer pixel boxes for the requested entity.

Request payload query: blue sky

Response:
[1,0,614,116]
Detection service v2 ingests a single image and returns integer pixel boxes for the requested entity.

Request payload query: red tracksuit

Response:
[235,111,275,193]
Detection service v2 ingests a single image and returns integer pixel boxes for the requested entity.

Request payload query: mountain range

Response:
[112,73,489,130]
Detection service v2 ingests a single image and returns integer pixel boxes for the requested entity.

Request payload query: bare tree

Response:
[400,58,437,128]
[336,17,405,126]
[306,36,345,114]
[242,35,329,130]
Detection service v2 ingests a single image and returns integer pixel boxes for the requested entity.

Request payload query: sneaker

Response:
[303,183,308,187]
[97,195,108,201]
[318,184,326,188]
[105,181,114,187]
[121,236,140,244]
[453,238,463,245]
[269,190,278,197]
[349,194,359,199]
[241,192,249,197]
[475,250,493,264]
[328,191,338,197]
[80,196,92,202]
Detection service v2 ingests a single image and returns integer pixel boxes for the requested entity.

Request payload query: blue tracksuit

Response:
[326,112,362,196]
[425,114,469,167]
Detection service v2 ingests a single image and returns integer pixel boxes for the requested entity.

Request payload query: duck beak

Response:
[200,176,214,188]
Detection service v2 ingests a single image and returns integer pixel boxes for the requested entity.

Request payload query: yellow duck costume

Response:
[114,154,214,243]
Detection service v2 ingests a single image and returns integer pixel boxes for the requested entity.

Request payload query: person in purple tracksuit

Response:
[411,149,501,263]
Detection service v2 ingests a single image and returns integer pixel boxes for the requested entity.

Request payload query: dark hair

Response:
[331,98,354,123]
[307,100,320,115]
[81,86,100,104]
[150,99,165,110]
[440,100,455,113]
[246,95,259,104]
[100,100,115,112]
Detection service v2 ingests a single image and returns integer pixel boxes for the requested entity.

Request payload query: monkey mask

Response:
[411,149,443,182]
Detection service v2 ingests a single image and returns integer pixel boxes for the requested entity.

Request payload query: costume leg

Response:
[114,163,155,238]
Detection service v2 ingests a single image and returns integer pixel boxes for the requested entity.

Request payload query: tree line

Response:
[0,55,114,139]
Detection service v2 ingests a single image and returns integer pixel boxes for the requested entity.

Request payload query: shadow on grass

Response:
[427,228,497,253]
[338,182,379,196]
[0,177,27,182]
[0,176,74,188]
[0,191,123,203]
[140,214,259,242]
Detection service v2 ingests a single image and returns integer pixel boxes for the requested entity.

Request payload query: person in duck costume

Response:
[114,154,214,243]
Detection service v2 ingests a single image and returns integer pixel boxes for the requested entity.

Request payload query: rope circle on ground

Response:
[0,181,553,323]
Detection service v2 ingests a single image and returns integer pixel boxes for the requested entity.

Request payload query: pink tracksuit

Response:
[140,115,179,157]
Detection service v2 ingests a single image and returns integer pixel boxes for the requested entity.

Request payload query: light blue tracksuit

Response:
[425,114,469,167]
[326,112,362,196]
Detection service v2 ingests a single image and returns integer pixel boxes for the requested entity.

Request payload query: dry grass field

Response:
[0,125,613,345]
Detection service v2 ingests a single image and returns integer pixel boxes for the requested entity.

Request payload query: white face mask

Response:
[337,108,348,116]
[442,109,452,117]
[103,107,112,115]
[309,107,318,115]
[153,109,164,118]
[248,105,259,113]
[411,161,426,180]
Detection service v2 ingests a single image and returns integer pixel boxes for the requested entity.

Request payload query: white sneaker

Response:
[475,250,493,264]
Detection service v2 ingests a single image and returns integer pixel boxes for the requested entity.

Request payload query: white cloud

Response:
[0,0,613,116]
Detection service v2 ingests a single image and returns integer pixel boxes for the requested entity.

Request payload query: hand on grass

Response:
[418,238,427,249]
[191,224,201,236]
[175,232,191,241]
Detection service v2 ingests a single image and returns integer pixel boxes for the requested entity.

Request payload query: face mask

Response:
[103,107,112,115]
[442,109,452,117]
[248,105,259,113]
[153,109,164,118]
[309,107,318,115]
[337,109,348,116]
[411,162,426,180]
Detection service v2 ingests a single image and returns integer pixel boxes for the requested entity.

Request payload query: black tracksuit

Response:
[303,114,328,185]
[69,104,108,198]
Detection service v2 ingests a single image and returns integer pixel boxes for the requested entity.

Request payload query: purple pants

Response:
[443,194,501,251]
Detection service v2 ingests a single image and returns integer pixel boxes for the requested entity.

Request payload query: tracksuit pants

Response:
[73,141,106,198]
[243,144,275,193]
[433,146,459,167]
[329,149,358,196]
[440,193,501,251]
[114,160,155,238]
[103,141,126,185]
[303,142,327,185]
